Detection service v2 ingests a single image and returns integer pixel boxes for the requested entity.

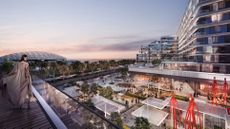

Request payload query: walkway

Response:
[0,93,54,129]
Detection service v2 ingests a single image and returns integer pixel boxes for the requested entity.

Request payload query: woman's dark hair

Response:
[20,54,28,61]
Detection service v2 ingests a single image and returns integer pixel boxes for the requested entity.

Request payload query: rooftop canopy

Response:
[141,97,170,110]
[132,105,168,126]
[91,95,126,116]
[141,97,227,120]
[173,99,227,119]
[0,51,66,62]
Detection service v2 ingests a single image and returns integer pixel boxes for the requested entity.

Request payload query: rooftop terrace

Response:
[129,65,230,81]
[0,77,120,129]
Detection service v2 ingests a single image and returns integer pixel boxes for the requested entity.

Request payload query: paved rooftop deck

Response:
[0,92,54,129]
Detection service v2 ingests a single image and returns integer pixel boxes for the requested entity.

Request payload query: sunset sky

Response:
[0,0,188,59]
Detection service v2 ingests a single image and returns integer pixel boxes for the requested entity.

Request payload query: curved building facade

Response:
[177,0,230,73]
[0,51,66,62]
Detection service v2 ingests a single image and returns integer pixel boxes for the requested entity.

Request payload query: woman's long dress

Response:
[3,61,32,107]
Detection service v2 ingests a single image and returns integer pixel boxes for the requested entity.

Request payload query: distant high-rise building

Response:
[136,36,178,63]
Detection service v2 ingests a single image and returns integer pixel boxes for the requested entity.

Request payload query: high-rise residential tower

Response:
[177,0,230,73]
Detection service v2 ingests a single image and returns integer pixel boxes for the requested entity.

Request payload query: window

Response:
[197,17,212,24]
[213,3,218,11]
[220,24,227,32]
[219,55,230,63]
[213,65,220,72]
[196,55,203,62]
[196,37,208,44]
[204,55,212,62]
[222,12,230,20]
[227,24,230,32]
[200,4,213,13]
[226,0,230,8]
[196,47,203,53]
[224,35,230,42]
[214,45,230,53]
[208,37,212,44]
[212,36,218,43]
[218,1,225,9]
[204,46,213,53]
[212,35,230,43]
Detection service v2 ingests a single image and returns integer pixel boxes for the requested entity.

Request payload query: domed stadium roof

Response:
[0,51,66,62]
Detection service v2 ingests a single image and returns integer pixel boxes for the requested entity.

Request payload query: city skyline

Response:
[0,0,188,59]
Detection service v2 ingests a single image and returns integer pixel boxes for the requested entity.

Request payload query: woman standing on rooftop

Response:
[3,54,32,109]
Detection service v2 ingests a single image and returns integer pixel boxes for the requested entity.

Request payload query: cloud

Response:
[50,38,155,53]
[0,37,156,60]
[103,39,153,51]
[99,35,141,40]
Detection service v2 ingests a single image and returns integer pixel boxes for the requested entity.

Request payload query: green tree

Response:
[71,60,84,73]
[49,62,59,77]
[117,59,135,66]
[109,60,117,67]
[81,82,89,95]
[82,122,96,129]
[84,61,90,72]
[88,62,98,72]
[110,112,123,128]
[99,87,113,99]
[84,99,95,108]
[121,67,128,76]
[98,60,109,70]
[57,64,70,76]
[1,60,13,74]
[91,83,98,94]
[133,117,151,129]
[152,59,161,65]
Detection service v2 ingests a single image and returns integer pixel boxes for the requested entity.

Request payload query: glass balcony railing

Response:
[198,0,214,4]
[32,76,120,129]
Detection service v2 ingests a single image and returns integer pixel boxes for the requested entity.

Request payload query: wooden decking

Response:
[0,94,54,129]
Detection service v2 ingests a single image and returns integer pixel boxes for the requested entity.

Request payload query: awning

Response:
[91,95,126,115]
[132,105,168,126]
[171,99,227,119]
[141,97,170,110]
